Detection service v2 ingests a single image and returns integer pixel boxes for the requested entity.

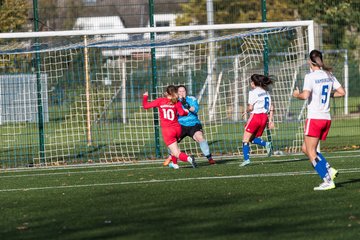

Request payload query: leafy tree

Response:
[0,0,29,32]
[292,0,360,96]
[292,0,360,49]
[34,0,84,31]
[176,0,294,25]
[59,0,85,30]
[36,0,58,31]
[177,0,359,50]
[177,0,360,96]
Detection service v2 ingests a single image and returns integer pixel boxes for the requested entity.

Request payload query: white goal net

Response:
[0,21,314,168]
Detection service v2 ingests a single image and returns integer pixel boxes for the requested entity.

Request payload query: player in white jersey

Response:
[240,74,275,167]
[304,71,341,120]
[293,49,345,190]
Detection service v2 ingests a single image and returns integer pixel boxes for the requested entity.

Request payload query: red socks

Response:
[171,155,178,164]
[178,152,189,162]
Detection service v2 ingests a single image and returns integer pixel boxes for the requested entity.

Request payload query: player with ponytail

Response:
[293,49,345,190]
[240,74,275,167]
[143,85,197,169]
[163,85,215,167]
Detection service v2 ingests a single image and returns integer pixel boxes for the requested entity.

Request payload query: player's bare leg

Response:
[168,142,197,168]
[163,148,172,166]
[304,136,335,190]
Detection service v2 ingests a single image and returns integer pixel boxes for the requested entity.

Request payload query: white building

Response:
[144,14,178,40]
[74,16,132,57]
[73,16,129,41]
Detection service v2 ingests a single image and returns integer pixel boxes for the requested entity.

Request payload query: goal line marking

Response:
[0,168,359,192]
[1,153,360,179]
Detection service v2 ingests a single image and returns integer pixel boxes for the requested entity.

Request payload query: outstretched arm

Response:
[142,92,159,109]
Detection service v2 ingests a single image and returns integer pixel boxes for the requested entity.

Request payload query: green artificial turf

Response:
[0,151,359,240]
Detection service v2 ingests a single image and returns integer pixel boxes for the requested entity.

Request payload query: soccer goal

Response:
[0,21,314,168]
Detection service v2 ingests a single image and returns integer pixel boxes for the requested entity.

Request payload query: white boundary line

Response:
[0,152,360,179]
[1,152,360,176]
[1,153,360,177]
[2,150,360,173]
[1,168,360,193]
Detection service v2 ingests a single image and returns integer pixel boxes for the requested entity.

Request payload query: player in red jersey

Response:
[163,85,215,167]
[143,85,197,169]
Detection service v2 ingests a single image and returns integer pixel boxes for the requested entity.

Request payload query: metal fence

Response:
[0,0,359,168]
[15,1,357,91]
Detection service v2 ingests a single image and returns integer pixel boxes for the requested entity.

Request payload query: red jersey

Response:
[143,95,188,128]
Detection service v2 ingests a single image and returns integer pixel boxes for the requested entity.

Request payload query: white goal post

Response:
[0,20,315,167]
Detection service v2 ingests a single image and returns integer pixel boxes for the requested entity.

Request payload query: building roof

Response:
[73,16,126,30]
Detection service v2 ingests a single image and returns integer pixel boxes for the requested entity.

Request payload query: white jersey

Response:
[303,69,341,120]
[248,87,271,114]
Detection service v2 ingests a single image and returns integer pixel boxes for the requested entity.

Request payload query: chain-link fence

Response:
[0,0,359,168]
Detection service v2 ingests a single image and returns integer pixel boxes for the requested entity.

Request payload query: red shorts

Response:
[304,119,331,140]
[244,113,268,137]
[161,125,182,146]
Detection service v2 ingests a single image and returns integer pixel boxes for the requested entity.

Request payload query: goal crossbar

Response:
[0,20,314,50]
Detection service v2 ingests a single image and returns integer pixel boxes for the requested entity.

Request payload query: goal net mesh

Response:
[0,25,310,168]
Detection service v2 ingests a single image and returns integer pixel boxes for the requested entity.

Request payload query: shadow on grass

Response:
[258,157,309,165]
[335,178,360,188]
[1,168,359,240]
